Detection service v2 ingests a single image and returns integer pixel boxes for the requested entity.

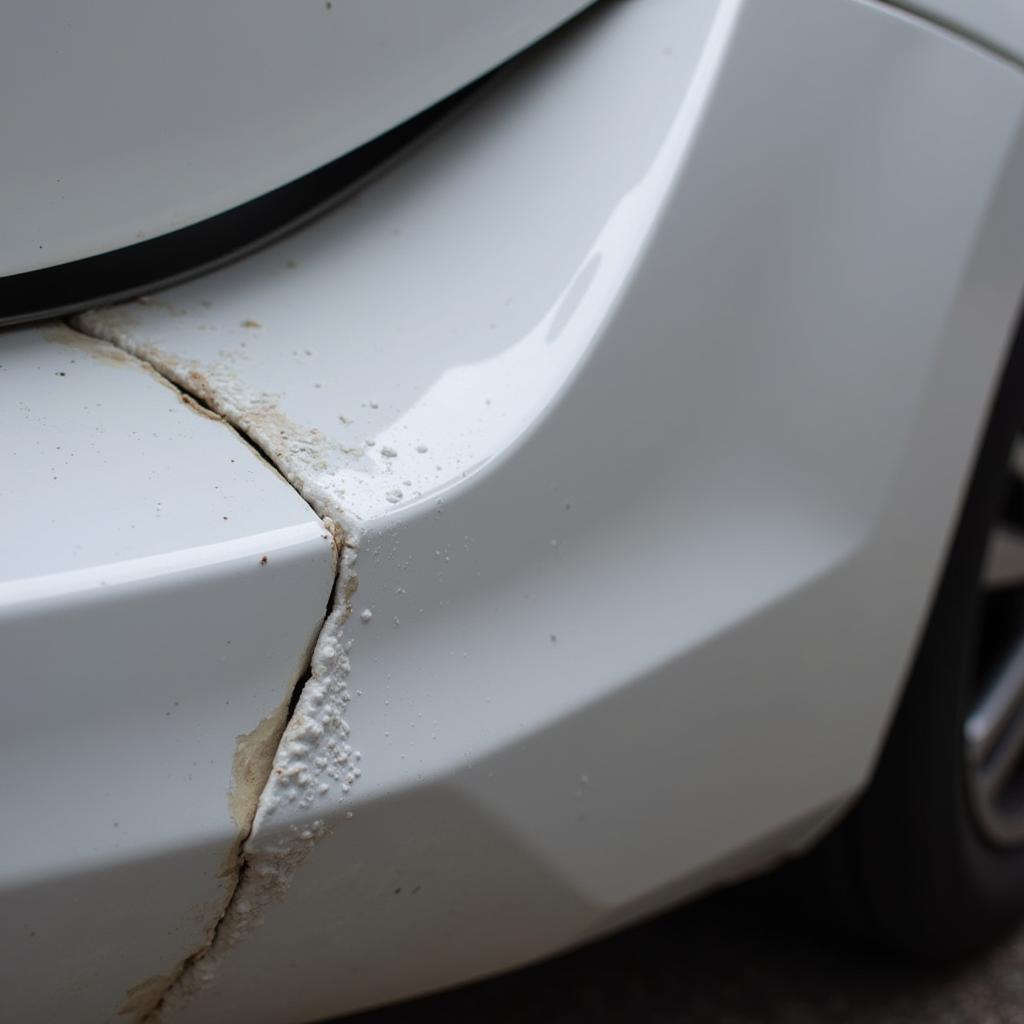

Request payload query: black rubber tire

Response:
[794,306,1024,959]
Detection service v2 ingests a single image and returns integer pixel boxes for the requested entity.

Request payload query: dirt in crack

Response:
[138,561,358,1021]
[64,316,362,1020]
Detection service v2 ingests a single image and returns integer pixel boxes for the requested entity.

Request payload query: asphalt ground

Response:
[339,878,1024,1024]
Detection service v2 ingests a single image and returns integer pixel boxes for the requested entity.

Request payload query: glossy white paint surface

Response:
[73,0,1024,1020]
[892,0,1024,64]
[0,327,336,1022]
[77,0,721,527]
[0,0,592,277]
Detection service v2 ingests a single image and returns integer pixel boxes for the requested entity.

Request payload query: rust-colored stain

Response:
[119,973,173,1020]
[178,392,221,421]
[229,705,291,833]
[41,321,131,367]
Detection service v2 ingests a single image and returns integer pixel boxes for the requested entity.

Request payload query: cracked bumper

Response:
[5,0,1024,1021]
[0,328,336,1021]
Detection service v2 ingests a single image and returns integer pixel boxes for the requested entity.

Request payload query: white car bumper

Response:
[5,0,1024,1020]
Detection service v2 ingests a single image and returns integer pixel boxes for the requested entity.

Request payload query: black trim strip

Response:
[0,83,477,328]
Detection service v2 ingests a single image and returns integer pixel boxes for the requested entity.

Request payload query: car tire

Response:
[794,304,1024,957]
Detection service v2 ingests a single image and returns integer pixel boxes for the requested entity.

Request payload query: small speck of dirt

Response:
[55,371,66,377]
[241,319,262,329]
[259,555,268,566]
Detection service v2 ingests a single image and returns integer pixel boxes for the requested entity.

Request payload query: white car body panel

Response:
[0,0,592,277]
[55,0,1024,1020]
[5,0,1024,1021]
[0,330,336,1021]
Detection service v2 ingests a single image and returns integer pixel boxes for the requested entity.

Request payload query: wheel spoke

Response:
[973,706,1024,807]
[982,526,1024,588]
[1011,437,1024,482]
[965,634,1024,768]
[1001,438,1024,531]
[964,434,1024,847]
[965,635,1024,844]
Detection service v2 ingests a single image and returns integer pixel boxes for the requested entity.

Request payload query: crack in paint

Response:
[66,314,360,1021]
